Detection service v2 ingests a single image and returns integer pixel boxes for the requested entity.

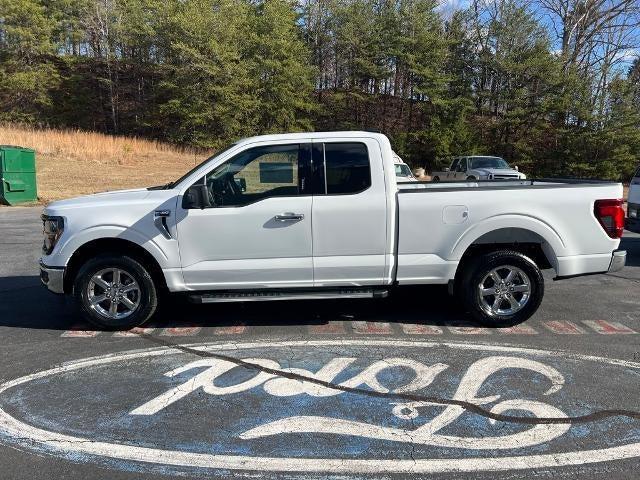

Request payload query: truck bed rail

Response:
[397,177,621,193]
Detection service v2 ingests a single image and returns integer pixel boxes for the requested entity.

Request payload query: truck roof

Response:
[235,131,389,147]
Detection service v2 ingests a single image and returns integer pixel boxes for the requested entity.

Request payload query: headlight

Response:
[42,215,64,255]
[629,205,638,219]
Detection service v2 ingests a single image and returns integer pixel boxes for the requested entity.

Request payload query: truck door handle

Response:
[274,213,304,222]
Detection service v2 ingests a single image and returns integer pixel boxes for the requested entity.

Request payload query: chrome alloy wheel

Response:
[87,268,141,320]
[478,265,531,317]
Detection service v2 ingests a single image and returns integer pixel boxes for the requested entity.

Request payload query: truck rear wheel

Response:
[458,250,543,327]
[73,254,158,330]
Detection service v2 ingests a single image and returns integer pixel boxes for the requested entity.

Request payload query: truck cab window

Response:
[203,144,301,207]
[324,142,371,194]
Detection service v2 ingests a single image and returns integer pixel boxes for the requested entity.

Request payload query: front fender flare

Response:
[56,225,170,269]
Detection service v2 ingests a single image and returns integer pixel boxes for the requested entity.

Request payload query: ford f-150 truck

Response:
[40,132,626,329]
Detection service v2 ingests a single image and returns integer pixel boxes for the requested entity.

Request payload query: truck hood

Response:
[44,188,153,213]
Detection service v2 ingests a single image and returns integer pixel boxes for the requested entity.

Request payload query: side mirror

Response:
[514,165,519,171]
[444,167,450,172]
[182,184,212,209]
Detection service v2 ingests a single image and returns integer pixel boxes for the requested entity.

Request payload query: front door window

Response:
[204,144,303,207]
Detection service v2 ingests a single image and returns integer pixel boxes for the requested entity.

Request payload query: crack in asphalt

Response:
[606,273,640,284]
[137,334,640,426]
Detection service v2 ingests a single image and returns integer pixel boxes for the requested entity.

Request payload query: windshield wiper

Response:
[147,182,173,191]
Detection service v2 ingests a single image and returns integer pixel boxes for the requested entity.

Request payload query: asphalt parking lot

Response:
[1,206,639,480]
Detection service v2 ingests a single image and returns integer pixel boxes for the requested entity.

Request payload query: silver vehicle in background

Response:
[431,156,526,182]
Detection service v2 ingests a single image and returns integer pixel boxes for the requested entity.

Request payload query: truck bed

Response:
[394,178,623,284]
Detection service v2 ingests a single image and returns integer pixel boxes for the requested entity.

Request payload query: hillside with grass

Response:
[1,125,209,203]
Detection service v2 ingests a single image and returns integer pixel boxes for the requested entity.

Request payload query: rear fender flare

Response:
[450,215,566,267]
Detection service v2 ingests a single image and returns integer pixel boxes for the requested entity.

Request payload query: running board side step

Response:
[189,289,389,304]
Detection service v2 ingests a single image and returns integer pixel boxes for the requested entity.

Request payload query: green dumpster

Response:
[0,145,38,205]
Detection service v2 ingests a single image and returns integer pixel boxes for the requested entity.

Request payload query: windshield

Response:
[160,143,238,189]
[469,157,510,169]
[395,164,413,177]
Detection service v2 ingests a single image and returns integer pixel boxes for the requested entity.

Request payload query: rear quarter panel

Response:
[396,183,623,283]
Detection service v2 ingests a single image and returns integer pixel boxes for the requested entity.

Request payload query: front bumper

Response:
[40,261,65,294]
[608,250,626,273]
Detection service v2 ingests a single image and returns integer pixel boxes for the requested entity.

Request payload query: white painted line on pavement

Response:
[447,325,492,335]
[160,326,202,336]
[351,321,393,334]
[582,320,636,334]
[497,324,538,335]
[60,325,100,338]
[213,325,247,335]
[113,327,157,337]
[543,321,585,334]
[401,324,443,335]
[308,322,346,334]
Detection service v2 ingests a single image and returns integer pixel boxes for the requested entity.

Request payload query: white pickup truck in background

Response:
[40,132,626,330]
[431,155,526,182]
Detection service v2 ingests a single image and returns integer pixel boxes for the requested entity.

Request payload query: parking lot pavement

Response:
[1,206,639,480]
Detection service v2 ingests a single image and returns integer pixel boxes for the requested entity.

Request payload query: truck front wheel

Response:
[459,250,544,327]
[73,254,158,330]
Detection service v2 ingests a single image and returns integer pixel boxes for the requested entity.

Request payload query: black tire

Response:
[466,176,476,181]
[432,176,440,182]
[73,254,158,330]
[457,250,544,327]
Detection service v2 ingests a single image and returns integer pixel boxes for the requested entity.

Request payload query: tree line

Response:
[1,0,639,178]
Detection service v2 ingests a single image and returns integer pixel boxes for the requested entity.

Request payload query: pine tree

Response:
[246,0,316,134]
[152,0,259,147]
[0,0,59,122]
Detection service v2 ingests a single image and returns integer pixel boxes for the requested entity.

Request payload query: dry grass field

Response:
[1,124,211,203]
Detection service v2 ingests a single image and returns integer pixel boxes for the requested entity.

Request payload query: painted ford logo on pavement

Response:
[0,339,639,475]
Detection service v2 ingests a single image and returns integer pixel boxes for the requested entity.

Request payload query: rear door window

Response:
[315,142,371,195]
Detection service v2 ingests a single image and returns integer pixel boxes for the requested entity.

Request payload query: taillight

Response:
[594,199,624,239]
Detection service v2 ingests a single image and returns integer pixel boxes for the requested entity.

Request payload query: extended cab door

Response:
[310,139,389,286]
[176,141,313,290]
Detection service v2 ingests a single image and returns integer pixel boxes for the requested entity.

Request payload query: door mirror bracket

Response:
[182,184,212,209]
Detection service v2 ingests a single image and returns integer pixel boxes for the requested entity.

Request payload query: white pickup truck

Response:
[431,156,526,182]
[40,132,626,329]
